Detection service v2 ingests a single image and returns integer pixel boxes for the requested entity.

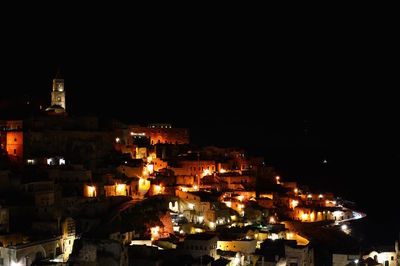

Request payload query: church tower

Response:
[51,78,66,111]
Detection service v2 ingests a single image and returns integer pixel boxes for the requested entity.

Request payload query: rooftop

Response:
[185,233,217,241]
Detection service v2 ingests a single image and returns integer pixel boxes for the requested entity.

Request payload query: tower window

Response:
[14,149,16,155]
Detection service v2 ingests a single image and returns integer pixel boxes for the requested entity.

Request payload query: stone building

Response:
[184,233,219,259]
[128,124,189,145]
[50,77,66,111]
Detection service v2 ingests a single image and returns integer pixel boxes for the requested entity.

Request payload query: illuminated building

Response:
[184,234,218,259]
[217,239,257,254]
[6,131,23,162]
[129,177,151,199]
[84,185,97,197]
[128,124,189,145]
[50,77,66,111]
[104,183,128,197]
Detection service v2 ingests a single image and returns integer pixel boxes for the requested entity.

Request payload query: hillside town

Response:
[0,77,399,266]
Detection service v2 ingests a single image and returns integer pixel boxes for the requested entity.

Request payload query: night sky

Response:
[1,14,398,244]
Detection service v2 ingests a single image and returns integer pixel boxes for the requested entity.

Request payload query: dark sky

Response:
[1,11,399,242]
[2,16,397,149]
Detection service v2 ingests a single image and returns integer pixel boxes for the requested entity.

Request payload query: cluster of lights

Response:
[130,132,146,136]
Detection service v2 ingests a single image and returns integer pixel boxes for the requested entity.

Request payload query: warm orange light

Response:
[290,200,299,209]
[237,195,244,202]
[193,185,198,191]
[87,186,96,197]
[142,168,148,177]
[319,194,323,199]
[181,186,188,192]
[225,201,232,208]
[209,221,215,229]
[275,176,280,180]
[269,217,275,224]
[219,168,226,174]
[154,185,162,194]
[147,156,153,163]
[294,188,298,194]
[151,226,160,241]
[116,184,126,195]
[301,213,309,221]
[202,169,210,176]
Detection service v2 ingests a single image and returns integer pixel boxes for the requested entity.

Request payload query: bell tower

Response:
[51,78,66,111]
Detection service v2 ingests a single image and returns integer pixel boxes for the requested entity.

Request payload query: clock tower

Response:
[51,78,66,111]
